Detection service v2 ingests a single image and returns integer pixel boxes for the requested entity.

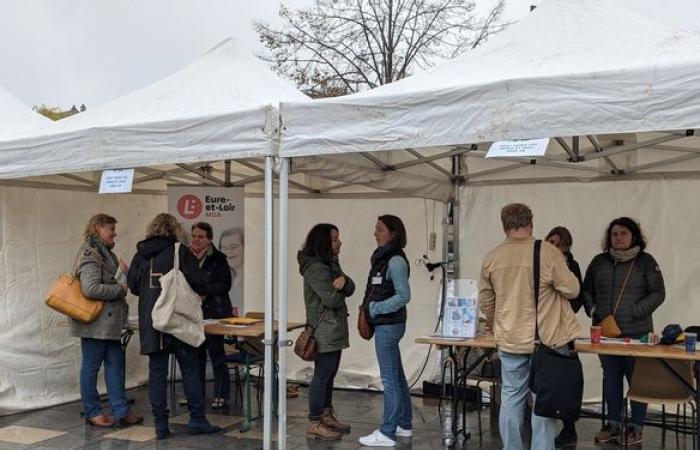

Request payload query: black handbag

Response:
[528,240,584,422]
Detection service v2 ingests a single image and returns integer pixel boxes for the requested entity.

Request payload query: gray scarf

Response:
[89,235,118,272]
[609,245,640,262]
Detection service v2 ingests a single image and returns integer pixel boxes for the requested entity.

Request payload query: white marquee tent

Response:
[0,87,49,137]
[280,0,700,159]
[3,0,700,448]
[0,39,449,450]
[278,0,700,419]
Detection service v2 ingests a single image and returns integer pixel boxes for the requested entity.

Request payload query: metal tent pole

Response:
[277,157,289,450]
[263,156,274,450]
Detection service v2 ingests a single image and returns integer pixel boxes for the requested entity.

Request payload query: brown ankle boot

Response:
[306,420,342,441]
[321,407,351,434]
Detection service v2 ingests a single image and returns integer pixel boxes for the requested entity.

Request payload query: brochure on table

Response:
[441,279,479,338]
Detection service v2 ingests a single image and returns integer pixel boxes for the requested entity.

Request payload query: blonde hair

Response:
[500,203,533,232]
[146,213,182,240]
[83,213,117,240]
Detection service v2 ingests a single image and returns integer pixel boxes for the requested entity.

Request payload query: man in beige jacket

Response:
[479,203,581,450]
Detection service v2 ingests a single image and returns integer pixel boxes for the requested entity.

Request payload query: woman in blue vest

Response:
[359,215,412,447]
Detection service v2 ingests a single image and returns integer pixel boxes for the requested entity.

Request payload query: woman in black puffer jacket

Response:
[582,217,665,447]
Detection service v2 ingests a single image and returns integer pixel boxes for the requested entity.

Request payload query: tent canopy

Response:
[279,0,700,185]
[0,86,49,138]
[0,39,307,180]
[0,39,452,201]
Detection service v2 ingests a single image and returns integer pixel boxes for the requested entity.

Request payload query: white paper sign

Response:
[99,169,134,193]
[486,138,550,158]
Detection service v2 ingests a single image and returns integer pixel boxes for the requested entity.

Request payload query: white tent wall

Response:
[0,187,445,413]
[458,178,700,401]
[0,186,165,414]
[243,197,445,388]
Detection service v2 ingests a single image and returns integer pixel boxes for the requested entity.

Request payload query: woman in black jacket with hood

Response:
[190,221,233,409]
[583,217,665,447]
[127,213,220,440]
[545,226,586,447]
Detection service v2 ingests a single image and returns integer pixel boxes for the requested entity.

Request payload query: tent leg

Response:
[277,157,289,450]
[263,156,274,450]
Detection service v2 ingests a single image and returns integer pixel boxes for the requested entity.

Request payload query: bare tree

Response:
[256,0,507,98]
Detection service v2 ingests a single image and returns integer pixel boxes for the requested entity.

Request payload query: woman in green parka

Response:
[298,223,355,441]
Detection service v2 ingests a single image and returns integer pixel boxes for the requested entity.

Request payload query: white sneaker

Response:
[396,426,412,438]
[359,429,396,447]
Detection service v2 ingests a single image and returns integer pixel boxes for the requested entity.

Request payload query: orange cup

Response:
[590,326,602,344]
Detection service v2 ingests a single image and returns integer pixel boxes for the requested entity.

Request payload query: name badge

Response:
[371,276,382,285]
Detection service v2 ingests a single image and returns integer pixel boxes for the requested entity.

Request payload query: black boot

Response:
[555,421,578,447]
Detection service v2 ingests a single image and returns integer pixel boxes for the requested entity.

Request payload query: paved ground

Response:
[0,382,694,449]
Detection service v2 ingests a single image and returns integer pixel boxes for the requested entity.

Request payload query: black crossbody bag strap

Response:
[533,239,542,343]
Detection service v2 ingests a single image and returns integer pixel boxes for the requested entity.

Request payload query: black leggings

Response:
[308,350,342,419]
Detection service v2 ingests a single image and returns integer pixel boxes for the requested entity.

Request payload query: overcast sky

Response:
[0,0,695,109]
[0,0,534,109]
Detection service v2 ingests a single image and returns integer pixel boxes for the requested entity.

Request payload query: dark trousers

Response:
[600,355,647,428]
[148,338,206,430]
[308,350,342,419]
[198,334,230,400]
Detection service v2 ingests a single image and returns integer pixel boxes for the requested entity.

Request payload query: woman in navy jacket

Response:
[128,213,220,440]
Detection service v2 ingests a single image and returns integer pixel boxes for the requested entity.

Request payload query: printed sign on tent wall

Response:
[486,138,550,158]
[168,186,245,316]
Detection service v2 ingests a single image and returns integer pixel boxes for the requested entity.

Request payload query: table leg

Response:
[241,350,253,432]
[459,348,495,439]
[121,330,135,405]
[438,346,458,446]
[460,348,471,439]
[450,346,459,444]
[695,362,699,450]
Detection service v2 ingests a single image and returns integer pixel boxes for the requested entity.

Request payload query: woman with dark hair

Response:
[583,217,665,446]
[359,215,412,447]
[128,213,220,440]
[190,222,233,409]
[72,214,142,428]
[298,223,355,441]
[545,225,585,447]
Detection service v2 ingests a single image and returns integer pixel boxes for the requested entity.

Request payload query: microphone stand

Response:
[425,260,448,332]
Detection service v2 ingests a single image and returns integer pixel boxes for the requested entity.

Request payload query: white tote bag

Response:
[151,242,205,347]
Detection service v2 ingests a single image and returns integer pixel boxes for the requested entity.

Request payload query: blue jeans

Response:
[600,355,646,428]
[374,323,412,440]
[80,338,129,420]
[499,351,555,450]
[148,338,206,432]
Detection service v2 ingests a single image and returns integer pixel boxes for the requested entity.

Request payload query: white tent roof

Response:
[0,86,49,138]
[0,39,307,180]
[0,39,452,201]
[280,0,700,158]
